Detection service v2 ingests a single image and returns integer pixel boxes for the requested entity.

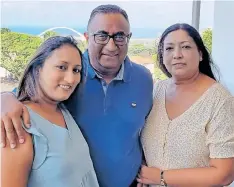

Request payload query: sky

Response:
[1,0,214,31]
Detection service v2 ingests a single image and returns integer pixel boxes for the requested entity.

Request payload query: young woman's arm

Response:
[1,132,33,187]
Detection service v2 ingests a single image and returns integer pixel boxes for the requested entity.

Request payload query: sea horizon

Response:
[2,26,163,39]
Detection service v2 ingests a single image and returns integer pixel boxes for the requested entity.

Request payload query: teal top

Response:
[24,105,99,187]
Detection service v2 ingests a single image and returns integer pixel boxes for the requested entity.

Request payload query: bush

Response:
[201,28,212,53]
[152,53,167,80]
[1,31,42,80]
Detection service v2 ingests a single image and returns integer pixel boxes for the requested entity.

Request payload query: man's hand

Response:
[1,92,30,148]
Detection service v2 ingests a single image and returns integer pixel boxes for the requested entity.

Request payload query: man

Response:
[1,4,153,187]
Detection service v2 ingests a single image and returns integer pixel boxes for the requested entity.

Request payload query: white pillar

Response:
[191,0,201,30]
[212,1,234,95]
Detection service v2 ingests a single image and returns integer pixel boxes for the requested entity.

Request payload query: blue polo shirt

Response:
[66,50,153,187]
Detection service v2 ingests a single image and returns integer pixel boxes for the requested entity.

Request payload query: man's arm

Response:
[1,92,30,148]
[1,132,33,187]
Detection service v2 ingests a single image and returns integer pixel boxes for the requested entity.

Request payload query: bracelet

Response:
[160,170,167,187]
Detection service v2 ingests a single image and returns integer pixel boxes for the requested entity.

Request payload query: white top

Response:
[141,79,234,187]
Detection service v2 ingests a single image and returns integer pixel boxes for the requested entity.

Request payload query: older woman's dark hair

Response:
[17,36,82,102]
[157,23,218,80]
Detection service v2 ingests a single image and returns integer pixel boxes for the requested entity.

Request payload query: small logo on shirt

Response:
[131,102,137,107]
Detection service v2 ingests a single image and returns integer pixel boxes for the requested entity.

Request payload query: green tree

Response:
[1,31,42,80]
[77,40,87,53]
[152,53,167,80]
[202,28,212,53]
[42,30,58,40]
[128,44,145,56]
[1,28,11,34]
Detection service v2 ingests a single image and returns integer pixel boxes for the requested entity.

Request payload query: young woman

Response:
[1,36,99,187]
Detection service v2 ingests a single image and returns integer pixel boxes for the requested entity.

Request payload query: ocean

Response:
[5,26,162,39]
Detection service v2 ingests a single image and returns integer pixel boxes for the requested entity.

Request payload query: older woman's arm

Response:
[138,158,234,187]
[168,158,234,186]
[138,96,234,187]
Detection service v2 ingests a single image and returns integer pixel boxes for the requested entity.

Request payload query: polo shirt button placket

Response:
[103,83,111,115]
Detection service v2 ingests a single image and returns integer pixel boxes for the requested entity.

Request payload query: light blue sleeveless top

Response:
[24,105,99,187]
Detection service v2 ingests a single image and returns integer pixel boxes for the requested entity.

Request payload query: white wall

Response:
[0,67,13,78]
[212,1,234,95]
[212,2,234,186]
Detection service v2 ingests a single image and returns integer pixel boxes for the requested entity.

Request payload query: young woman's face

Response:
[38,44,82,102]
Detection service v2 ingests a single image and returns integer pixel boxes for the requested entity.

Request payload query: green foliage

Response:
[128,44,145,55]
[1,29,168,81]
[128,41,167,80]
[201,28,212,53]
[77,40,87,53]
[1,28,11,34]
[128,43,156,56]
[42,31,58,40]
[152,53,167,80]
[1,32,42,80]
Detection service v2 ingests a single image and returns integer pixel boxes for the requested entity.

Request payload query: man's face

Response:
[85,13,131,75]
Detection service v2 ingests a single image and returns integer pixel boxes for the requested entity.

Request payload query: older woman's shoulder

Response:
[152,79,170,99]
[207,82,233,110]
[211,83,233,99]
[153,78,170,88]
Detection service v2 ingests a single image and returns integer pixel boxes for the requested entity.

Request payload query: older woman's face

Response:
[163,29,202,79]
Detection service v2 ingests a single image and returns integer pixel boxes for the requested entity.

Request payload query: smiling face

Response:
[85,13,131,75]
[38,44,82,102]
[163,29,202,79]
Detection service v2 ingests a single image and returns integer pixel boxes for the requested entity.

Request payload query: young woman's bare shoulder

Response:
[1,132,33,187]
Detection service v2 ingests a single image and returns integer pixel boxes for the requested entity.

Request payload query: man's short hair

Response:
[87,4,130,30]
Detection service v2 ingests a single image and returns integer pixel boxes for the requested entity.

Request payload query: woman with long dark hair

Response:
[138,23,234,187]
[2,36,99,187]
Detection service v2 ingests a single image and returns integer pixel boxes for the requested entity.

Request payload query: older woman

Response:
[138,23,234,187]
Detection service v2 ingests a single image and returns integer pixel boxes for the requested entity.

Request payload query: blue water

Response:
[4,26,162,39]
[6,26,86,35]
